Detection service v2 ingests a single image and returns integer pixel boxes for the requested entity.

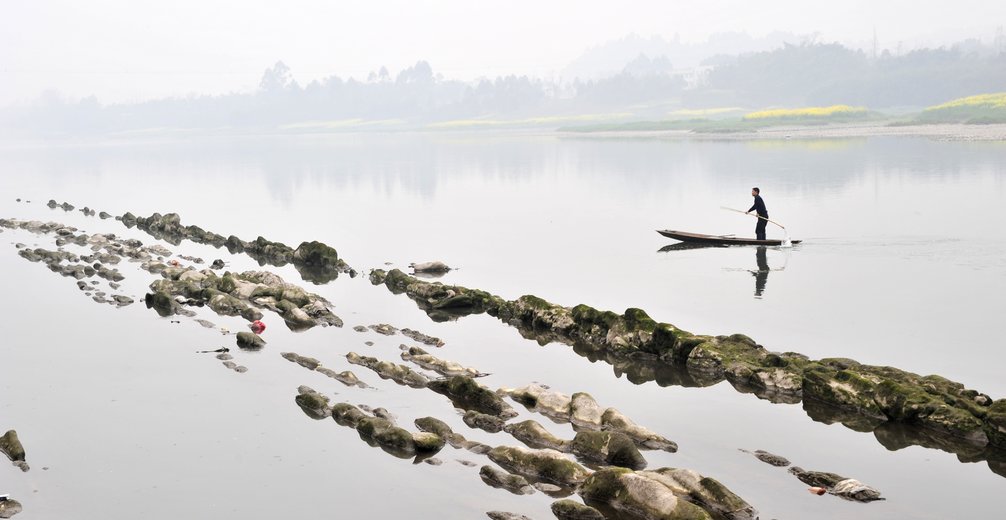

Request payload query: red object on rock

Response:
[250,320,266,334]
[808,487,827,496]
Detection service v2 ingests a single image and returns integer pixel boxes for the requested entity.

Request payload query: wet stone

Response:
[751,449,790,467]
[236,332,266,349]
[401,327,445,347]
[486,511,533,520]
[0,498,24,519]
[464,410,506,433]
[480,465,536,495]
[550,499,605,520]
[369,323,398,336]
[0,430,26,463]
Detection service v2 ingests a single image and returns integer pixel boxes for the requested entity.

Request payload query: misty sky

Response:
[2,0,1004,107]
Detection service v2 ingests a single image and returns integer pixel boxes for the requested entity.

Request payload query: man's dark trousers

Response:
[755,217,767,240]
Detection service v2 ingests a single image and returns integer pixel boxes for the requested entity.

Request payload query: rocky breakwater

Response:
[143,267,342,332]
[370,268,1006,464]
[120,211,353,283]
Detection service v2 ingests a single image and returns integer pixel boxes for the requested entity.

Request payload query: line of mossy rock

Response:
[118,211,353,283]
[369,268,1006,456]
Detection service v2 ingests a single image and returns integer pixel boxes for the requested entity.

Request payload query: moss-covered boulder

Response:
[570,431,647,470]
[579,467,712,520]
[292,241,342,284]
[236,332,266,350]
[332,403,368,427]
[412,432,446,452]
[641,468,758,520]
[570,392,604,429]
[550,499,605,520]
[503,420,570,452]
[356,417,417,455]
[346,352,429,388]
[281,352,321,370]
[601,408,677,452]
[401,348,484,378]
[464,411,506,433]
[0,430,25,462]
[0,497,23,519]
[414,417,454,438]
[502,383,572,420]
[479,465,536,495]
[487,446,590,486]
[294,386,330,419]
[428,376,517,418]
[985,400,1006,447]
[789,466,883,502]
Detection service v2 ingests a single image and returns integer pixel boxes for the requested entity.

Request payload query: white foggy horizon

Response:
[2,0,1004,107]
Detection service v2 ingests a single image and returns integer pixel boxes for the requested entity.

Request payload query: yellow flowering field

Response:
[743,105,869,121]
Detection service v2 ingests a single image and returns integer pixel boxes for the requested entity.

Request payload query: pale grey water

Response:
[1,133,1004,519]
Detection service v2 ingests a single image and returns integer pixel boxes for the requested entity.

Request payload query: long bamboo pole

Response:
[720,206,787,230]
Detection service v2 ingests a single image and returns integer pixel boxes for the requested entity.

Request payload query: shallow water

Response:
[1,132,1004,519]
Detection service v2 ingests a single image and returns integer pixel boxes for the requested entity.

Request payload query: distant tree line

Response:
[3,39,1005,135]
[694,41,1006,107]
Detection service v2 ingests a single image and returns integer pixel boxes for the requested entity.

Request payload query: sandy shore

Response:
[560,123,1006,141]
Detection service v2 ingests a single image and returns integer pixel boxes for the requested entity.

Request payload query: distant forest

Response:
[4,38,1006,135]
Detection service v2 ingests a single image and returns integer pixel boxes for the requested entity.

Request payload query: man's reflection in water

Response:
[752,246,769,297]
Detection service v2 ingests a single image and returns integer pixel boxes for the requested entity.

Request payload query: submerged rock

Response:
[292,241,344,284]
[346,352,429,388]
[570,393,604,430]
[427,376,517,419]
[579,468,714,520]
[487,446,590,486]
[486,512,533,520]
[332,403,369,427]
[464,410,506,433]
[748,449,790,467]
[480,465,536,495]
[401,346,484,378]
[550,499,605,520]
[281,352,321,370]
[295,386,331,419]
[640,468,758,520]
[601,408,678,452]
[502,384,573,421]
[503,420,570,452]
[236,332,266,349]
[0,430,26,464]
[410,261,451,273]
[570,431,647,470]
[315,367,368,388]
[401,327,445,347]
[0,497,23,519]
[789,466,884,502]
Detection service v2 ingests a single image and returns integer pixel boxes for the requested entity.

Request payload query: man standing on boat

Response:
[747,187,768,240]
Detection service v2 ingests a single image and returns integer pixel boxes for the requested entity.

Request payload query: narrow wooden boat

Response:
[657,229,801,246]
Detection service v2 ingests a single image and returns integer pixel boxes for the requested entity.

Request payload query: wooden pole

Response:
[720,206,787,230]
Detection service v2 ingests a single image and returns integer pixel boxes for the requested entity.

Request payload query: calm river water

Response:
[1,132,1004,519]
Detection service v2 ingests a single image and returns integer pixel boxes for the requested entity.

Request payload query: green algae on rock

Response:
[373,268,1005,456]
[487,445,591,487]
[427,376,518,419]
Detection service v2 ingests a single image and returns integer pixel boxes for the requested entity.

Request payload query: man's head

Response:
[751,187,760,196]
